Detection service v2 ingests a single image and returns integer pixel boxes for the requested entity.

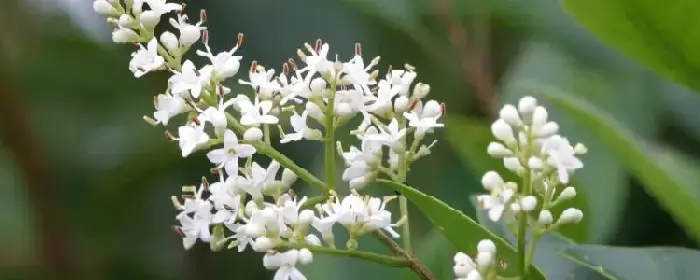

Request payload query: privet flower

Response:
[93,0,446,278]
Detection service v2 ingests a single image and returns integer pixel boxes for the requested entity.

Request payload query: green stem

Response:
[279,243,410,267]
[324,80,337,191]
[263,124,271,145]
[524,232,539,269]
[397,118,412,252]
[225,113,328,195]
[517,128,534,278]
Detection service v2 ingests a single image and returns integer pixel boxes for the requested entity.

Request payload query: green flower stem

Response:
[324,80,338,191]
[278,243,410,267]
[396,118,412,252]
[263,124,271,145]
[517,128,535,278]
[225,113,328,195]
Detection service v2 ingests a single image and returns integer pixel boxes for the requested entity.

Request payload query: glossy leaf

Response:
[565,245,700,280]
[561,0,700,94]
[528,82,700,243]
[378,180,546,279]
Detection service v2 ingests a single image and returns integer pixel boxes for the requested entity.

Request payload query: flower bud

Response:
[393,96,409,114]
[558,186,577,201]
[252,237,274,252]
[499,104,522,126]
[310,77,326,93]
[111,28,139,43]
[281,168,298,186]
[518,96,537,114]
[532,106,548,126]
[574,143,588,154]
[412,83,430,99]
[243,127,263,141]
[519,196,537,211]
[534,121,559,138]
[179,24,201,47]
[475,252,493,268]
[481,171,504,190]
[298,248,313,265]
[503,157,523,174]
[298,210,315,225]
[245,223,264,238]
[558,208,583,224]
[477,239,496,253]
[117,14,135,28]
[453,252,475,277]
[538,210,553,225]
[305,234,322,246]
[93,0,119,15]
[306,102,325,123]
[160,31,179,54]
[422,100,442,118]
[490,119,515,142]
[527,156,543,169]
[139,10,161,30]
[487,142,512,157]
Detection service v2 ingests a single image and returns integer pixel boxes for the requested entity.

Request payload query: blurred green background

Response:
[2,0,699,279]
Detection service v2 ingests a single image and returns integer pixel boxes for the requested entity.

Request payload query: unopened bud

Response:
[281,169,298,187]
[477,239,496,253]
[519,196,537,211]
[487,142,512,157]
[574,143,588,154]
[518,96,537,114]
[538,210,553,225]
[139,10,160,30]
[499,104,522,126]
[93,0,119,15]
[243,127,263,141]
[299,248,313,264]
[491,119,515,142]
[558,208,583,224]
[558,186,577,201]
[481,171,504,190]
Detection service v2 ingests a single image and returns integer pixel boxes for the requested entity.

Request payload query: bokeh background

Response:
[2,0,699,279]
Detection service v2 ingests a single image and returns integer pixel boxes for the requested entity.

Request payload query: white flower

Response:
[198,98,235,136]
[361,197,401,238]
[279,195,315,226]
[280,111,321,143]
[238,161,282,200]
[177,210,212,249]
[364,79,396,114]
[144,0,182,15]
[168,14,204,47]
[153,93,187,126]
[541,135,583,183]
[208,177,241,224]
[403,100,444,138]
[475,181,517,222]
[129,39,165,77]
[238,97,279,126]
[342,128,383,189]
[169,60,213,99]
[362,118,406,152]
[263,249,311,280]
[197,44,242,81]
[207,129,256,176]
[342,55,376,94]
[177,124,210,157]
[301,42,332,76]
[239,68,280,99]
[387,69,417,96]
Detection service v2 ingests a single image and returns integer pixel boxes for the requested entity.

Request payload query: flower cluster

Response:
[93,1,444,279]
[453,239,499,280]
[475,96,585,229]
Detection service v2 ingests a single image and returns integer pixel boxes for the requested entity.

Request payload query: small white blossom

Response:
[207,129,256,177]
[263,249,311,280]
[129,38,165,77]
[169,60,213,99]
[238,97,279,127]
[177,124,210,157]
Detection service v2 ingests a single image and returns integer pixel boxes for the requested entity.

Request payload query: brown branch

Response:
[0,46,78,279]
[430,0,499,118]
[374,232,437,280]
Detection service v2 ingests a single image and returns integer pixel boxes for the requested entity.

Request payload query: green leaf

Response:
[378,180,547,279]
[401,229,457,280]
[526,82,700,244]
[444,116,591,242]
[565,245,700,280]
[561,0,700,94]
